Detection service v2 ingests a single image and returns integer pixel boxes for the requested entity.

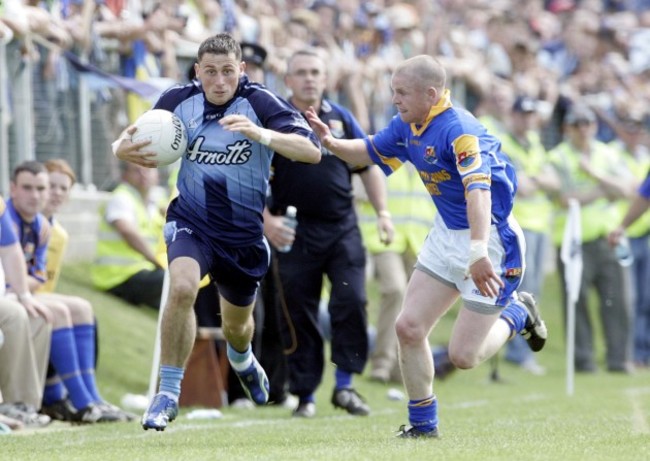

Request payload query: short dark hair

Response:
[198,33,242,62]
[12,160,46,182]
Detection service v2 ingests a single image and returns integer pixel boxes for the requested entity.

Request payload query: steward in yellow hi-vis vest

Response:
[92,170,165,309]
[548,103,634,373]
[358,163,435,255]
[549,140,628,246]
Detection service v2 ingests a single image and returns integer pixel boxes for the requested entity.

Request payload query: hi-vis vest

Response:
[92,183,164,290]
[358,164,436,255]
[549,140,628,245]
[500,130,554,233]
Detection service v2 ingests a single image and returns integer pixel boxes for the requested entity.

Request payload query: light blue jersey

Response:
[155,76,318,246]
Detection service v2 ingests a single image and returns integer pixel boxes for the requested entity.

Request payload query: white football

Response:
[132,109,188,166]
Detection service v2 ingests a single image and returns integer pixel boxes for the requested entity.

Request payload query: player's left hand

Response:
[468,258,504,298]
[220,114,261,141]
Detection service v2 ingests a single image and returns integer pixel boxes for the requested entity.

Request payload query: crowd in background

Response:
[0,0,649,188]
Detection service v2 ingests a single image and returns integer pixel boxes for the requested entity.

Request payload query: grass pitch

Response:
[2,264,649,461]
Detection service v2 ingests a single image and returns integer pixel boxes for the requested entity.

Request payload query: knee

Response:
[168,277,198,308]
[447,347,478,370]
[44,300,72,326]
[66,297,94,323]
[395,314,427,346]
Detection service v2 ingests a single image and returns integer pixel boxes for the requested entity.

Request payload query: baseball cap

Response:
[241,42,267,67]
[565,104,596,125]
[512,96,538,113]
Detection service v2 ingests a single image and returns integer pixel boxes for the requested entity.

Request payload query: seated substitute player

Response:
[113,33,321,431]
[8,161,123,424]
[306,54,548,438]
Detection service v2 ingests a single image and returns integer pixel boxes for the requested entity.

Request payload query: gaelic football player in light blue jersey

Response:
[113,33,321,431]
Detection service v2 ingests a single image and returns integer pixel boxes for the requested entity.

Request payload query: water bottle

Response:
[277,206,297,253]
[615,235,634,267]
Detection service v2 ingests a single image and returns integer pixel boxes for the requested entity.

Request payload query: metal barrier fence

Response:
[0,34,203,195]
[0,35,136,195]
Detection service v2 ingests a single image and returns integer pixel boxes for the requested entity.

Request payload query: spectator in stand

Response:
[241,41,267,84]
[92,162,165,310]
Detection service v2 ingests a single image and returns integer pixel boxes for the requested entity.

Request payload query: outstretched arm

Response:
[305,106,374,166]
[220,114,321,164]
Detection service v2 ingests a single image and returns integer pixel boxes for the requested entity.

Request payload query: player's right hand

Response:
[113,126,159,168]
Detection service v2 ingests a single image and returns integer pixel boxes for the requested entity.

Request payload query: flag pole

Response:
[560,199,582,396]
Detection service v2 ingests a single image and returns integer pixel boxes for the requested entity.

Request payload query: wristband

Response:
[469,240,488,266]
[111,134,129,156]
[111,138,121,156]
[378,210,391,219]
[259,128,272,146]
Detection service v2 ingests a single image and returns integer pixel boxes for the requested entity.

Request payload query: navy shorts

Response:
[164,218,270,307]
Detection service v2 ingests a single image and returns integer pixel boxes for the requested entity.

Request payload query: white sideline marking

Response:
[625,387,650,434]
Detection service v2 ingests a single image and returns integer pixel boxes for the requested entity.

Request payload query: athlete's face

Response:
[391,72,437,125]
[195,52,244,106]
[284,54,327,109]
[46,171,72,215]
[10,171,49,220]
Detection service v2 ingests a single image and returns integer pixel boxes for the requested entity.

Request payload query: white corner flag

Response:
[560,199,583,396]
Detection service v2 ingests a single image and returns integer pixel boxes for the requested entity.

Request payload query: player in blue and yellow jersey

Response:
[113,33,321,431]
[306,55,548,438]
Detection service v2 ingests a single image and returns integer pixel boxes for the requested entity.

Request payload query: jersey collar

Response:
[411,89,453,136]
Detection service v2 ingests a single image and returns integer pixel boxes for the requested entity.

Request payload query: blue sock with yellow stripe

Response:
[500,299,528,339]
[408,395,438,432]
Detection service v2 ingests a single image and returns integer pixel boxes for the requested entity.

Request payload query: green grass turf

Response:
[2,264,649,461]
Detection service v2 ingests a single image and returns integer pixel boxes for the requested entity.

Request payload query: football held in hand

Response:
[132,109,188,166]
